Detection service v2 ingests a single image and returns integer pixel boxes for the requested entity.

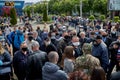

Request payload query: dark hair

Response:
[91,67,106,80]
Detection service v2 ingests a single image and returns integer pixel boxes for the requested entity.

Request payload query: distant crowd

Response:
[0,15,120,80]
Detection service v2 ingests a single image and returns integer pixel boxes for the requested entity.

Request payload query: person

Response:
[42,51,68,80]
[13,27,24,53]
[41,37,57,54]
[36,26,42,37]
[7,27,17,54]
[33,31,42,47]
[62,46,75,74]
[75,43,100,74]
[69,43,101,80]
[41,28,49,41]
[92,35,109,73]
[26,32,36,52]
[79,32,89,47]
[101,31,112,48]
[91,67,106,80]
[27,41,47,80]
[0,42,12,80]
[70,36,82,58]
[107,41,120,80]
[57,32,71,62]
[13,42,31,80]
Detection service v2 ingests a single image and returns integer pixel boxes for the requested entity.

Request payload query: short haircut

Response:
[21,41,27,46]
[80,31,85,35]
[31,41,40,48]
[48,51,58,62]
[33,31,38,35]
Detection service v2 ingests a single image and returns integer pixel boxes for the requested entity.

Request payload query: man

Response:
[42,51,68,80]
[41,37,57,54]
[79,31,89,47]
[107,41,120,80]
[33,31,42,47]
[57,32,71,61]
[13,27,24,52]
[101,31,112,48]
[13,42,31,80]
[92,35,109,73]
[71,36,82,58]
[27,41,47,80]
[26,32,36,52]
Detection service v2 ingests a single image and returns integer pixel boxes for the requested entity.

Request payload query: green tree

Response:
[43,3,48,22]
[10,8,17,25]
[93,0,107,14]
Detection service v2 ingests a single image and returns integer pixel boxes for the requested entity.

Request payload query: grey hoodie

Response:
[42,62,68,80]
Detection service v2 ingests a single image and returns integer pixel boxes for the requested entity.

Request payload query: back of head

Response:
[48,51,59,64]
[64,46,74,59]
[82,43,92,55]
[31,41,39,47]
[91,67,106,80]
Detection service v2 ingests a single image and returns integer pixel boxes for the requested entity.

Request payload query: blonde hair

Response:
[0,43,4,54]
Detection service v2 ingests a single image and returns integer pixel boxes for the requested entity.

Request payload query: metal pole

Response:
[80,0,82,18]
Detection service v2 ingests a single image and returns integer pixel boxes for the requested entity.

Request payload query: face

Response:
[72,37,80,47]
[80,33,85,39]
[21,43,28,52]
[33,33,37,38]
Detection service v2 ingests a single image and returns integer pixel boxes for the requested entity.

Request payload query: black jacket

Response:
[27,50,47,80]
[13,50,31,79]
[41,43,57,54]
[109,41,120,61]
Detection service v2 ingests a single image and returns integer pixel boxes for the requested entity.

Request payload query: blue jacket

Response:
[42,62,68,80]
[7,31,16,44]
[14,30,24,49]
[92,42,109,72]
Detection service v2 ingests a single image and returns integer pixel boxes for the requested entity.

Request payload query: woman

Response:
[91,67,106,80]
[0,42,12,80]
[62,46,75,74]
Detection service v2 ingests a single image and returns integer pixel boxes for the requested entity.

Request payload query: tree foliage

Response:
[43,3,48,22]
[89,15,95,21]
[23,0,108,16]
[114,16,119,22]
[10,8,17,25]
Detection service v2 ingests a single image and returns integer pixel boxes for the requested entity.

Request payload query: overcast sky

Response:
[25,0,39,3]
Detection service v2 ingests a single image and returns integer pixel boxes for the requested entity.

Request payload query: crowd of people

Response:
[0,16,120,80]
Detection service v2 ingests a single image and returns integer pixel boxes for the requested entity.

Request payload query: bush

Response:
[61,14,66,17]
[99,15,105,21]
[89,15,95,21]
[10,8,17,25]
[118,20,120,23]
[114,16,119,22]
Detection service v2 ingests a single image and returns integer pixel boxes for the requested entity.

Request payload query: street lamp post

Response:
[80,0,82,18]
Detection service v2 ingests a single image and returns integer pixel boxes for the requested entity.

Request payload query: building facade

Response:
[0,0,24,16]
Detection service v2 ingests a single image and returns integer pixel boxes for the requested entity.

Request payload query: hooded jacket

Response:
[42,62,68,80]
